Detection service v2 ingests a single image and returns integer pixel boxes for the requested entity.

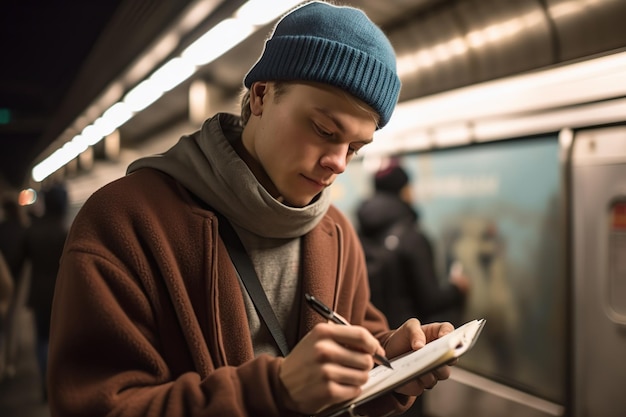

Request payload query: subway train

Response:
[5,1,625,416]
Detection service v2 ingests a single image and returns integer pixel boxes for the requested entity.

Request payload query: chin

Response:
[280,194,316,208]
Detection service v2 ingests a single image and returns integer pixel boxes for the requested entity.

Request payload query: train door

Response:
[571,126,626,416]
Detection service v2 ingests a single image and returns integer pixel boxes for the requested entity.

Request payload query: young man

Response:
[48,2,457,416]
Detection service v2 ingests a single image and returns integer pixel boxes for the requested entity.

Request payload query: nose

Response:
[319,145,349,174]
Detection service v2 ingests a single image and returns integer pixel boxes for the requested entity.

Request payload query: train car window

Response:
[607,198,626,325]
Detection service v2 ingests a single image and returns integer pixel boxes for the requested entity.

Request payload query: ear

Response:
[249,81,269,116]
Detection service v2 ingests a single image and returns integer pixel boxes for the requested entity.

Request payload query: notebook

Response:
[316,318,486,417]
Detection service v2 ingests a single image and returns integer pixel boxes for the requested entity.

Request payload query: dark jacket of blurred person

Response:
[25,183,69,399]
[0,198,28,281]
[357,160,469,329]
[0,251,13,381]
[0,250,14,379]
[0,196,28,380]
[0,251,12,322]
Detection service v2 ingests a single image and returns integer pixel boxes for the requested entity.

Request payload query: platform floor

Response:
[0,307,50,417]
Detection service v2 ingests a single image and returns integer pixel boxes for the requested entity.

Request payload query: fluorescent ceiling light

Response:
[182,18,255,66]
[235,0,302,25]
[391,50,626,130]
[149,57,196,92]
[81,124,105,146]
[101,103,133,133]
[123,79,164,113]
[368,50,626,156]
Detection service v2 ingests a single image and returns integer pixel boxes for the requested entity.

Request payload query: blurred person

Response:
[357,159,469,327]
[0,251,12,326]
[356,159,470,416]
[0,195,29,379]
[0,196,28,286]
[24,183,69,401]
[449,218,518,372]
[48,2,459,417]
[0,251,14,381]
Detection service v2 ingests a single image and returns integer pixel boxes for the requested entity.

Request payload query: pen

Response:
[304,293,393,369]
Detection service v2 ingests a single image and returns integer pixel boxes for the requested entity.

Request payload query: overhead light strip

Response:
[32,0,303,183]
[364,50,626,156]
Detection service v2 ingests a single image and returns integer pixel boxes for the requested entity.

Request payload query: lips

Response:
[304,175,330,188]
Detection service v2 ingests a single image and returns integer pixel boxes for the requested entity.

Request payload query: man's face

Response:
[243,82,377,208]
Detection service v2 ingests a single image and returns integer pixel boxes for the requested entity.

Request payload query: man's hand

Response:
[279,322,387,415]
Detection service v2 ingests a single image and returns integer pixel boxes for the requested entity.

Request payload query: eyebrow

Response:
[313,107,374,144]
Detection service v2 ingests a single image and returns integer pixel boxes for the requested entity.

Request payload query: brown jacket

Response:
[49,168,411,417]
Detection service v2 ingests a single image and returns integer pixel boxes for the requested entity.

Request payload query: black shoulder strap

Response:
[214,212,290,357]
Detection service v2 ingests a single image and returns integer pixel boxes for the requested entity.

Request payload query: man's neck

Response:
[232,131,280,199]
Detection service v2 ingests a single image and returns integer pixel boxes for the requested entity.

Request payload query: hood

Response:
[126,113,331,239]
[357,192,417,238]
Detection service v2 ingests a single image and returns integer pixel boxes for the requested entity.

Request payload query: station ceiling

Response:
[1,0,625,190]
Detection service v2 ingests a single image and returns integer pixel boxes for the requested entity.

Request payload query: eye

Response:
[313,123,333,137]
[349,143,366,156]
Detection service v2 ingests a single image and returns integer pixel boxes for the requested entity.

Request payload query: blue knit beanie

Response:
[244,1,401,128]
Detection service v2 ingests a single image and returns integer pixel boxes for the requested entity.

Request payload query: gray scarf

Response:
[127,113,331,238]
